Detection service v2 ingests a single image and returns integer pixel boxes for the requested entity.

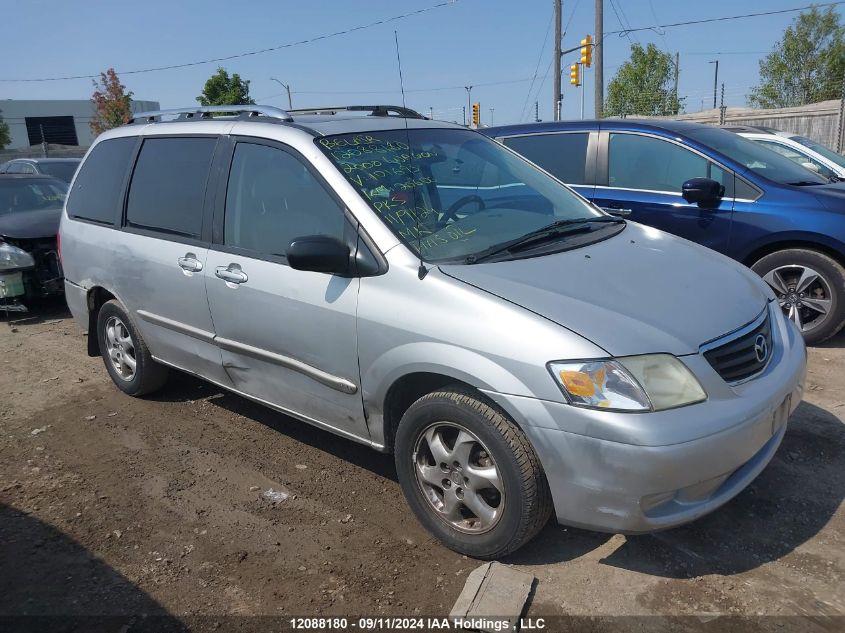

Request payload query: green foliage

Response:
[604,43,682,117]
[0,109,10,150]
[90,68,134,136]
[749,6,845,108]
[197,68,255,106]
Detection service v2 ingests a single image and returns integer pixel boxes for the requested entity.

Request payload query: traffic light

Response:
[581,34,593,67]
[570,63,580,86]
[471,102,480,127]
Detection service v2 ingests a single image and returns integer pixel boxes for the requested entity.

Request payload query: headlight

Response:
[549,354,706,412]
[0,242,35,271]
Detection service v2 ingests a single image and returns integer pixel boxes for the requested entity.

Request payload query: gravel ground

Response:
[0,300,842,631]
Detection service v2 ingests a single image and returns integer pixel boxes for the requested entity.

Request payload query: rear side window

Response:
[67,137,136,224]
[503,133,589,185]
[126,137,216,238]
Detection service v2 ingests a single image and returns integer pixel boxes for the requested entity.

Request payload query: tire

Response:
[752,248,845,345]
[96,299,169,396]
[394,386,552,559]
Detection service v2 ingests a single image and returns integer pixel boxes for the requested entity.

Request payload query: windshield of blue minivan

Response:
[317,128,606,262]
[793,136,845,169]
[687,127,828,185]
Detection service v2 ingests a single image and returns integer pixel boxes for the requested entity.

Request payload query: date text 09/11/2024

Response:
[288,617,547,631]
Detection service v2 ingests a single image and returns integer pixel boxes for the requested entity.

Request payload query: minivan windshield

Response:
[687,127,828,185]
[318,128,608,262]
[0,179,67,216]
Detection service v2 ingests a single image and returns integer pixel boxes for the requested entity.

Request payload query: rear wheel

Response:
[394,387,552,559]
[752,249,845,345]
[96,300,169,396]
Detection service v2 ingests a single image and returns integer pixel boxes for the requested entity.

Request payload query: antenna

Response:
[394,30,428,280]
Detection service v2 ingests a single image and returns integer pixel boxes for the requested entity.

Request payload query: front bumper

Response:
[483,308,807,533]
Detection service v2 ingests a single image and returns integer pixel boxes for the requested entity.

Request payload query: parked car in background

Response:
[483,119,845,344]
[0,157,82,183]
[0,174,66,311]
[724,126,845,182]
[60,104,805,558]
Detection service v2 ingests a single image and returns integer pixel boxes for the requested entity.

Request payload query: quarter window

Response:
[223,142,345,258]
[608,133,708,193]
[502,133,589,184]
[67,137,137,225]
[126,137,216,238]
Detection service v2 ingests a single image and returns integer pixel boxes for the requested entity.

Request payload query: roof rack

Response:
[287,105,426,119]
[128,105,293,124]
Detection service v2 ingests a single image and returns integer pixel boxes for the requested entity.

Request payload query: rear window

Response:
[125,137,216,238]
[67,137,136,225]
[39,161,79,183]
[502,133,589,184]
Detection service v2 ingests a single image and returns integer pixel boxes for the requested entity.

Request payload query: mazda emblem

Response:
[754,334,768,364]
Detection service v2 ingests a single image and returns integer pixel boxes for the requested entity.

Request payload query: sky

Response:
[2,0,843,125]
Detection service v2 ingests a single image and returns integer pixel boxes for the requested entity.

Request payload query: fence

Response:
[655,99,845,152]
[0,144,89,162]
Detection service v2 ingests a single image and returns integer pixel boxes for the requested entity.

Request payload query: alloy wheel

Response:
[412,422,504,534]
[763,264,832,333]
[105,316,137,381]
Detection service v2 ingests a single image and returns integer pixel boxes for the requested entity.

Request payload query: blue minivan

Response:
[481,119,845,343]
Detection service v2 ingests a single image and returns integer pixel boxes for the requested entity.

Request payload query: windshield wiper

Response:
[787,180,825,186]
[465,216,624,264]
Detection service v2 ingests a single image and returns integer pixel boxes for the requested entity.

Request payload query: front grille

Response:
[703,310,772,384]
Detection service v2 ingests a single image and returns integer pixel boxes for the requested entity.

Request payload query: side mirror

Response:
[287,235,351,275]
[682,177,724,205]
[801,161,820,173]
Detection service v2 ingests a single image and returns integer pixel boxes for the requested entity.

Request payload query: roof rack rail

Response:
[128,105,293,124]
[287,105,426,119]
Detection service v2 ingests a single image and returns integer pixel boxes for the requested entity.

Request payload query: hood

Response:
[439,223,769,357]
[813,183,845,213]
[0,208,61,240]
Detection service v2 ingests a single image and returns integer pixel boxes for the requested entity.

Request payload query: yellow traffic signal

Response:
[570,63,580,86]
[471,102,480,127]
[581,34,593,67]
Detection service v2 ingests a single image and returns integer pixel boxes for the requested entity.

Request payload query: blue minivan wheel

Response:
[753,248,845,345]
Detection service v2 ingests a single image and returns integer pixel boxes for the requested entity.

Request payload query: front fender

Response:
[362,342,539,448]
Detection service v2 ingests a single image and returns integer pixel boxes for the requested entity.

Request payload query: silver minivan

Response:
[60,105,807,558]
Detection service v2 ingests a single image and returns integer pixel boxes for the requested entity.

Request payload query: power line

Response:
[605,1,845,37]
[0,1,459,83]
[520,12,554,122]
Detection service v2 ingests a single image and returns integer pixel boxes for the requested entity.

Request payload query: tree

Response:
[197,68,255,106]
[0,109,10,150]
[90,68,133,136]
[749,6,845,108]
[604,43,682,117]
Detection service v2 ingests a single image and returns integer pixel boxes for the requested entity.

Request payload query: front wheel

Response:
[394,387,552,559]
[752,248,845,345]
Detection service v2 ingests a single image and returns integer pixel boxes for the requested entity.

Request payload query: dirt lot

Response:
[1,300,843,631]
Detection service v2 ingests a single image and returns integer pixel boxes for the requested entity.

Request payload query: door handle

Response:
[177,254,203,272]
[600,206,632,217]
[215,265,248,284]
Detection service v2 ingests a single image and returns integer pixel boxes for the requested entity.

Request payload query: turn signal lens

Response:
[550,360,650,411]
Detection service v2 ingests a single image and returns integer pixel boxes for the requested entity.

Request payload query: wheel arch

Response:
[85,286,117,356]
[742,237,845,270]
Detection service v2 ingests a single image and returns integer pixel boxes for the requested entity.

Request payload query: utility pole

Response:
[673,52,680,113]
[719,83,726,125]
[594,0,603,118]
[464,86,473,127]
[429,106,434,120]
[462,105,466,126]
[837,74,845,152]
[534,101,540,122]
[553,0,562,121]
[39,124,48,158]
[269,77,293,109]
[708,60,719,109]
[489,108,495,126]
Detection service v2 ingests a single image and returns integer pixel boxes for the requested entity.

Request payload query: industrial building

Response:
[0,99,160,150]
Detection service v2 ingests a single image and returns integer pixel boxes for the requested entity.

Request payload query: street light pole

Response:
[269,77,293,109]
[489,108,494,126]
[708,61,719,110]
[464,85,473,127]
